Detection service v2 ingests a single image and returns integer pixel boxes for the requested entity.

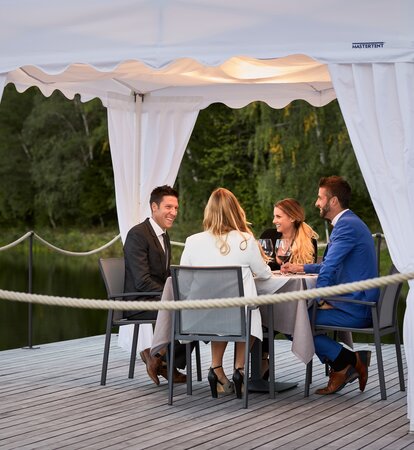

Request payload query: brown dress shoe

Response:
[158,365,187,383]
[140,348,161,385]
[315,364,357,395]
[354,350,371,392]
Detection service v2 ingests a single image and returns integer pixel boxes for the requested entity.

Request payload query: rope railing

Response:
[0,231,34,252]
[0,271,412,311]
[0,230,185,254]
[0,231,385,254]
[33,233,122,256]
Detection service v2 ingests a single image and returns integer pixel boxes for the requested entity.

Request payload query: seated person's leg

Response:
[312,308,371,395]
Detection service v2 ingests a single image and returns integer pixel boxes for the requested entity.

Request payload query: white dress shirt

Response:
[331,209,349,227]
[149,217,166,251]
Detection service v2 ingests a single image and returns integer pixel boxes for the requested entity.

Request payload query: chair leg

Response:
[243,310,252,409]
[128,324,139,379]
[304,360,312,397]
[168,313,177,405]
[374,329,387,400]
[101,310,114,386]
[268,304,275,399]
[168,342,176,405]
[394,327,406,391]
[186,343,193,395]
[195,342,202,381]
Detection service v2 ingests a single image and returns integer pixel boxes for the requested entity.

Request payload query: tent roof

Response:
[2,0,413,107]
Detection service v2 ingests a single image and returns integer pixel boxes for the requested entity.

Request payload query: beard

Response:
[319,203,331,219]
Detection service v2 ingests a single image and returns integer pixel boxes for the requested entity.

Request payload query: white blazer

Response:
[180,230,272,339]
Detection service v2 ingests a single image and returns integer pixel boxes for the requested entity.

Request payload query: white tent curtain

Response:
[329,62,414,428]
[0,74,6,101]
[107,93,201,351]
[107,94,202,241]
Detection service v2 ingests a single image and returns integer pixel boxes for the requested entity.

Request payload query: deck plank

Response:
[0,336,413,449]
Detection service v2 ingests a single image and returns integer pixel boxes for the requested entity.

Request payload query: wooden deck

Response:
[1,336,413,449]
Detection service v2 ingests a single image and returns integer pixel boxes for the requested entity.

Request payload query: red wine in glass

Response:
[275,239,291,264]
[278,252,291,264]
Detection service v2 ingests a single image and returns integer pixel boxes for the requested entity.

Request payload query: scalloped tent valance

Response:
[5,55,335,108]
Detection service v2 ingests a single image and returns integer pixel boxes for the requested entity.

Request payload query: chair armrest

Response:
[109,291,162,300]
[323,296,377,307]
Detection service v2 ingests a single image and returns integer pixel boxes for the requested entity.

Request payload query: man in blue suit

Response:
[283,176,379,395]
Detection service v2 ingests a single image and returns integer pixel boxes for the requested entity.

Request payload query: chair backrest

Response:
[170,265,245,337]
[99,257,125,299]
[378,264,403,329]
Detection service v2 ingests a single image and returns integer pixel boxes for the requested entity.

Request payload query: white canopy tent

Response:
[1,0,414,428]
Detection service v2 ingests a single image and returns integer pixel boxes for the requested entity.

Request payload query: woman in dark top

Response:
[260,198,318,270]
[259,198,318,378]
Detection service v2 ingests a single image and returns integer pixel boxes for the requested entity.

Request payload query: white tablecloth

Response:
[255,274,318,364]
[118,323,153,353]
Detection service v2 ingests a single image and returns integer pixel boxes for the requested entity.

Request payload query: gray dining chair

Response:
[168,265,269,408]
[98,257,162,385]
[305,264,405,399]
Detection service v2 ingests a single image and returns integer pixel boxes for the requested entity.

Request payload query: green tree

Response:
[20,90,114,227]
[176,100,380,241]
[0,86,380,237]
[175,103,259,239]
[0,86,36,226]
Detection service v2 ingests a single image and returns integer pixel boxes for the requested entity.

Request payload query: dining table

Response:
[249,271,318,392]
[150,271,324,389]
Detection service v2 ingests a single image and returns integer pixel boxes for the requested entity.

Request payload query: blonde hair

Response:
[203,188,253,255]
[275,198,319,264]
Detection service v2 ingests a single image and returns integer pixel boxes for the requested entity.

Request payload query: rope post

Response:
[375,233,382,275]
[24,231,39,350]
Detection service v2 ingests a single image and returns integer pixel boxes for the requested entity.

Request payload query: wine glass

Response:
[258,238,274,261]
[275,238,292,265]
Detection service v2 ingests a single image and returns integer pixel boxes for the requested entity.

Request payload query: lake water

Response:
[0,248,108,351]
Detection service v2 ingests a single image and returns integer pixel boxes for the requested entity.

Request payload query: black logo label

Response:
[352,41,385,49]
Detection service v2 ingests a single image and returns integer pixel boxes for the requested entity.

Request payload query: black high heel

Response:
[233,368,244,399]
[208,366,233,398]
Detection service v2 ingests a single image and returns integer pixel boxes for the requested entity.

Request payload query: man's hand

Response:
[318,301,334,310]
[280,262,304,274]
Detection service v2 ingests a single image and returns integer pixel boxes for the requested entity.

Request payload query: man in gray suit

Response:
[123,185,187,385]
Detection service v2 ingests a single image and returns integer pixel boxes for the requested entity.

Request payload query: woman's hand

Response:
[280,262,304,274]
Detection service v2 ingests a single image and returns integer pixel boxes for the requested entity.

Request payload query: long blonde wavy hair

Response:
[203,188,254,255]
[276,198,319,264]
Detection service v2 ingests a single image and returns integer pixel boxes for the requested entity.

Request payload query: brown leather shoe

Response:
[354,350,371,392]
[315,364,357,395]
[140,348,161,385]
[158,365,187,383]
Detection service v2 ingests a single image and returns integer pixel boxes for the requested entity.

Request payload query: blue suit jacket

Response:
[304,210,379,319]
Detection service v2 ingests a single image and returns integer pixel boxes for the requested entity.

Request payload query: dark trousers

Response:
[125,310,189,370]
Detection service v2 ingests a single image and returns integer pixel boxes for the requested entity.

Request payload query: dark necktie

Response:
[162,233,169,269]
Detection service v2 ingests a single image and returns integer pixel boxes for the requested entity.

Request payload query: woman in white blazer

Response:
[180,187,272,399]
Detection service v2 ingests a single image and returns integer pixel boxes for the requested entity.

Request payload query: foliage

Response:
[0,85,382,240]
[176,101,381,241]
[0,85,116,228]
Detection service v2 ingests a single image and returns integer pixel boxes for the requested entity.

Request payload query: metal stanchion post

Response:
[375,232,382,276]
[23,231,39,350]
